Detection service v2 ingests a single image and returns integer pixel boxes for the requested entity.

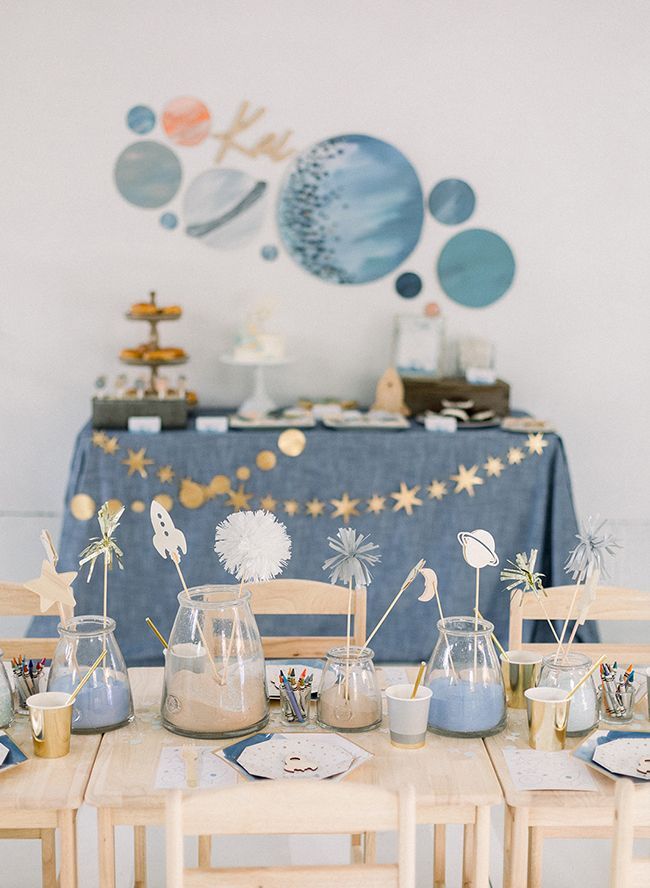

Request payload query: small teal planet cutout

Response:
[183,169,267,249]
[160,212,178,229]
[278,134,424,284]
[395,272,422,298]
[114,141,182,209]
[428,179,476,225]
[127,105,156,135]
[261,244,279,261]
[437,228,515,308]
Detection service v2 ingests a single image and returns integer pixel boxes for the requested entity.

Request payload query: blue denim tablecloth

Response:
[30,415,595,665]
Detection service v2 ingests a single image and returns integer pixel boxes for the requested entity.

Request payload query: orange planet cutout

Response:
[162,96,211,146]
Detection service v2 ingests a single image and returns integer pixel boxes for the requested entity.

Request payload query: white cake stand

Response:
[221,354,294,417]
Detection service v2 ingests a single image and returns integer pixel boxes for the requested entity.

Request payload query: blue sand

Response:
[427,677,505,735]
[49,668,132,731]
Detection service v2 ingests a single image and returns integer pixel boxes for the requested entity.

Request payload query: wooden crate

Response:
[92,397,188,429]
[401,376,510,417]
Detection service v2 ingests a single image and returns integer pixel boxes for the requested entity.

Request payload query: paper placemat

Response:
[155,745,238,790]
[503,748,598,792]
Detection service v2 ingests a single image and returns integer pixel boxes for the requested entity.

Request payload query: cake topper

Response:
[150,501,187,561]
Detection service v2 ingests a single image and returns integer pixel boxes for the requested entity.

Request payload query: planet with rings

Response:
[457,529,499,568]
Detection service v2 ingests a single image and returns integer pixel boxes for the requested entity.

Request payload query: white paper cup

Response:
[385,684,432,749]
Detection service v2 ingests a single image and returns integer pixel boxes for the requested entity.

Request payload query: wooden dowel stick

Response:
[475,609,508,660]
[171,554,221,683]
[66,649,107,705]
[535,594,562,645]
[344,578,353,701]
[564,655,606,701]
[554,581,581,663]
[364,560,425,649]
[220,578,245,685]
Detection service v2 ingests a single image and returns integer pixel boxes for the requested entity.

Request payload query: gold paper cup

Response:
[27,692,73,758]
[525,687,570,751]
[501,651,542,709]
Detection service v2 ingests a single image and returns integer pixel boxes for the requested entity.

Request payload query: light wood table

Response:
[485,706,650,888]
[86,666,503,888]
[0,712,101,888]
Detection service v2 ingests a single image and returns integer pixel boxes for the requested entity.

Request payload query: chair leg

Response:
[351,833,363,864]
[98,808,116,888]
[198,835,212,868]
[528,826,544,888]
[40,828,57,888]
[433,824,446,887]
[462,823,474,887]
[502,806,513,888]
[363,831,377,864]
[509,807,529,888]
[473,807,490,888]
[58,809,77,888]
[134,825,147,887]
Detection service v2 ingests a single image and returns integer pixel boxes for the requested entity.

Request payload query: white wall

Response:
[1,1,649,582]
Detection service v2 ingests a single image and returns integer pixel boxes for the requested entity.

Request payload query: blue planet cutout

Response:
[437,229,515,308]
[127,105,156,135]
[395,272,422,298]
[277,134,424,284]
[160,212,178,229]
[428,179,476,225]
[114,141,182,209]
[261,244,279,261]
[183,169,267,249]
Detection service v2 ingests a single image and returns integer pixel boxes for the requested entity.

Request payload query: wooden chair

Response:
[508,583,650,887]
[247,578,367,658]
[166,780,416,888]
[610,779,650,887]
[0,580,72,888]
[508,584,650,660]
[189,578,369,874]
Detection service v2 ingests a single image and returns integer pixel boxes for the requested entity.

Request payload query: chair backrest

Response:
[0,581,71,659]
[247,578,367,658]
[166,780,416,888]
[610,778,650,887]
[508,585,650,660]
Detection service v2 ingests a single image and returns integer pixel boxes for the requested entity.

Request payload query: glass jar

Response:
[316,646,382,732]
[47,616,134,733]
[162,585,268,739]
[537,652,598,737]
[425,616,506,738]
[0,650,15,729]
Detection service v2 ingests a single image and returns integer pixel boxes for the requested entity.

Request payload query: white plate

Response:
[323,414,410,430]
[593,736,650,780]
[237,736,353,780]
[265,664,322,698]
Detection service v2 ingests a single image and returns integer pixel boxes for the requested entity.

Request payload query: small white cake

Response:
[233,332,286,363]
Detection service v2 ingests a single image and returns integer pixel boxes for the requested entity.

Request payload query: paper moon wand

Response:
[150,500,187,561]
[418,567,438,602]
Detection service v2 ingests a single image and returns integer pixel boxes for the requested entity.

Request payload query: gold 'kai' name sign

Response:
[212,100,296,164]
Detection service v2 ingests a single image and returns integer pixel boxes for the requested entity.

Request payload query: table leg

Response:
[462,823,474,887]
[528,826,544,888]
[134,825,147,887]
[351,833,362,864]
[98,808,116,888]
[509,807,529,888]
[198,835,212,868]
[58,809,77,888]
[363,831,377,864]
[472,806,490,888]
[40,828,57,888]
[433,824,446,887]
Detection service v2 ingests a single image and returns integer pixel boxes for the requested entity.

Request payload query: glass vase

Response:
[537,652,599,737]
[425,616,506,738]
[316,646,382,732]
[47,616,134,734]
[162,585,269,739]
[0,651,15,729]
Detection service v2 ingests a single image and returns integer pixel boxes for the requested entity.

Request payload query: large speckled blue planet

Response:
[277,134,424,284]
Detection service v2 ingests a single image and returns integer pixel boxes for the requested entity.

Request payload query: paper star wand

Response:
[24,530,77,627]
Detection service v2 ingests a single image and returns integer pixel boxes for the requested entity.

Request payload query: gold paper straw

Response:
[564,655,607,702]
[66,649,107,705]
[145,617,169,650]
[411,661,426,699]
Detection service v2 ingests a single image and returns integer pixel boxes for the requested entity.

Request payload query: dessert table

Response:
[31,415,593,666]
[0,715,101,888]
[485,704,650,888]
[85,666,503,888]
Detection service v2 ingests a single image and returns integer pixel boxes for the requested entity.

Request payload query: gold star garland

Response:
[79,429,550,518]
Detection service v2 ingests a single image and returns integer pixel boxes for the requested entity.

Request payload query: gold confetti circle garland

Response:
[77,430,550,521]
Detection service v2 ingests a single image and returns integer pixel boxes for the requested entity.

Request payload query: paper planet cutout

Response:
[127,105,156,135]
[207,475,231,496]
[437,229,515,308]
[70,493,97,521]
[236,466,251,481]
[131,500,146,513]
[256,450,277,471]
[428,179,475,225]
[457,529,499,568]
[278,134,424,284]
[183,169,267,249]
[395,272,422,299]
[261,244,279,261]
[114,141,182,208]
[278,429,306,457]
[160,212,178,229]
[162,96,211,146]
